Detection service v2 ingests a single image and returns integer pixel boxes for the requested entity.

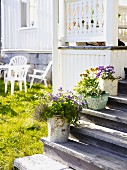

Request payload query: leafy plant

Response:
[96,65,120,80]
[34,87,86,125]
[74,68,104,97]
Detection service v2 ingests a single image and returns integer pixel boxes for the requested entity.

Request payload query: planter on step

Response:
[99,79,118,96]
[48,115,70,143]
[86,93,109,110]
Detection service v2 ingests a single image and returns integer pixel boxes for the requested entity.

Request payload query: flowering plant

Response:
[96,65,119,80]
[33,87,86,125]
[74,68,104,97]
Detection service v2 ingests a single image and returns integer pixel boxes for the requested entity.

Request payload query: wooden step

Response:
[80,108,127,133]
[107,94,127,111]
[41,138,127,170]
[70,121,127,155]
[13,154,73,170]
[118,79,127,95]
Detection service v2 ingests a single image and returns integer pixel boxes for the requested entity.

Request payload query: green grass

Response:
[0,79,52,170]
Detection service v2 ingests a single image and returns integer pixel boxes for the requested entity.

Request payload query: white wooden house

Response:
[52,0,127,93]
[1,0,53,73]
[1,0,127,90]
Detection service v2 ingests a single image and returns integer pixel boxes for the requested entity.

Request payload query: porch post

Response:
[52,0,59,93]
[59,0,66,45]
[1,0,4,51]
[105,0,118,46]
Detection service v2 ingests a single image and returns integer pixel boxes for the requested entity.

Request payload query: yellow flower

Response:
[86,70,90,74]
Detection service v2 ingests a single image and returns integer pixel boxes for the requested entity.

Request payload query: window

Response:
[21,0,36,28]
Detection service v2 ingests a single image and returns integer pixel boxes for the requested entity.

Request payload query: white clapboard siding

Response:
[58,49,127,92]
[119,0,127,6]
[2,0,53,51]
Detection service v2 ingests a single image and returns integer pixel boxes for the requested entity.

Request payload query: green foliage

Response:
[74,68,104,97]
[0,80,51,170]
[34,87,86,125]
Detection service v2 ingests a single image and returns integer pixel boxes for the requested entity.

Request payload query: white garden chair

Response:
[4,56,29,95]
[4,56,27,80]
[28,61,52,88]
[8,55,27,66]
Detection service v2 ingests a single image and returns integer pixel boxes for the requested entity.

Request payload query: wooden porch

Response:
[53,0,127,92]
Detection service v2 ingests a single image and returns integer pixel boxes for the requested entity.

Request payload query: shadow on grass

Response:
[0,104,17,116]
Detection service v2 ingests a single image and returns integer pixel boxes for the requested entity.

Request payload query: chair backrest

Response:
[9,56,27,66]
[16,66,29,79]
[8,66,29,80]
[43,61,53,78]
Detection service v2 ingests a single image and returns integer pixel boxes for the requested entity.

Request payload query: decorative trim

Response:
[2,49,52,54]
[58,46,127,50]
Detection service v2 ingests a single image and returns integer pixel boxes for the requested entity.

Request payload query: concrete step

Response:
[41,138,127,170]
[13,154,73,170]
[107,94,127,111]
[80,108,127,133]
[118,79,127,95]
[70,121,127,155]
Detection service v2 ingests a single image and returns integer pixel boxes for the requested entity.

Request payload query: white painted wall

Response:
[1,0,53,52]
[119,0,127,6]
[58,49,127,91]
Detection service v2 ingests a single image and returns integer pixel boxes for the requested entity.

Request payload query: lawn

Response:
[0,79,52,170]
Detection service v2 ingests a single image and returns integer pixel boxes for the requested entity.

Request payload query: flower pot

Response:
[99,79,118,96]
[48,115,70,143]
[86,93,109,110]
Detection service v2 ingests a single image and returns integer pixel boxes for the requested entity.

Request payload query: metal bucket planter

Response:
[86,93,109,110]
[48,115,70,143]
[99,79,118,96]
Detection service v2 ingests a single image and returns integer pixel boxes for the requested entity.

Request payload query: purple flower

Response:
[96,73,101,78]
[52,96,58,101]
[106,65,114,69]
[68,95,72,99]
[78,95,82,99]
[82,102,85,106]
[98,66,105,70]
[74,100,78,105]
[60,99,64,102]
[58,87,63,91]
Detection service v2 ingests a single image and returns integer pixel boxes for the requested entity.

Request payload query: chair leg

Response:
[44,79,48,87]
[30,77,34,88]
[5,80,8,93]
[19,81,22,91]
[24,80,27,93]
[11,80,14,95]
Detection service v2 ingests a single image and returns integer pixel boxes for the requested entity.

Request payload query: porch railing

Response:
[64,0,127,43]
[65,0,105,42]
[118,6,127,41]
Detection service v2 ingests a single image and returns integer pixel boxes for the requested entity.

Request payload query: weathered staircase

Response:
[14,80,127,170]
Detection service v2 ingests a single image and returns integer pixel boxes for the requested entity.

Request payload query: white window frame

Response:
[20,0,37,29]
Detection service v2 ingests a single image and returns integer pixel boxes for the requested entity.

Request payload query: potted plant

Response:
[96,65,120,96]
[74,67,109,110]
[33,87,85,143]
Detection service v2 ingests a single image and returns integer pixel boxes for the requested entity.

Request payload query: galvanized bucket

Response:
[48,115,70,143]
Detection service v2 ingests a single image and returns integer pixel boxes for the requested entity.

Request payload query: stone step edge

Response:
[41,138,127,170]
[81,108,127,124]
[72,120,127,149]
[118,79,127,84]
[108,95,127,104]
[13,154,73,170]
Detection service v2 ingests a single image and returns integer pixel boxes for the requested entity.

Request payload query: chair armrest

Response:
[33,69,45,74]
